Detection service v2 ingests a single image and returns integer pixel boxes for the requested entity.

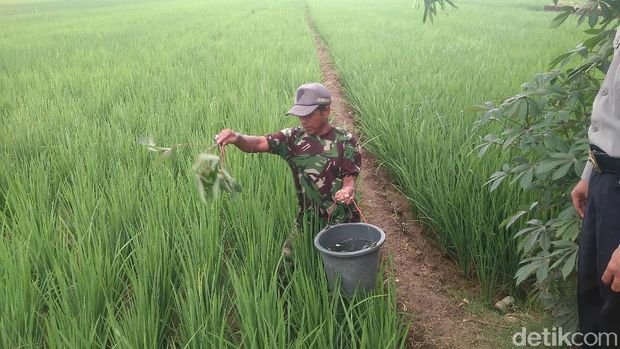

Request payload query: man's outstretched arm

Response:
[215,128,270,153]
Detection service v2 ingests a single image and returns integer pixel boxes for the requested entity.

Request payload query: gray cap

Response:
[286,82,331,117]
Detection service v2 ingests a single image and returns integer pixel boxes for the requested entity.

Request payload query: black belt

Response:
[589,145,620,174]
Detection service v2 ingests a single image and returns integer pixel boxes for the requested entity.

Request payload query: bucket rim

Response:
[313,222,385,258]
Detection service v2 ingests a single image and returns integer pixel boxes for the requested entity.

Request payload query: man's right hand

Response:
[602,247,620,292]
[571,179,589,218]
[215,129,240,146]
[214,129,269,153]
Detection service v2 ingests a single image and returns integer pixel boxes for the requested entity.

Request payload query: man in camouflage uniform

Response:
[215,82,362,254]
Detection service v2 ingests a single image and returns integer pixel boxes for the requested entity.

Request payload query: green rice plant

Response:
[307,0,586,298]
[229,267,288,348]
[171,207,233,348]
[284,224,409,348]
[0,240,43,348]
[1,0,408,346]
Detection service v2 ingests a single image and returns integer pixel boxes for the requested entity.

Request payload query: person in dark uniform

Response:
[571,28,620,349]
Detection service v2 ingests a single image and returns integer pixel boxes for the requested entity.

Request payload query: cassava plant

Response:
[474,0,620,328]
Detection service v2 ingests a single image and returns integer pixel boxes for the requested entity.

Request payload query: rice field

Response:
[1,0,586,346]
[0,0,408,346]
[308,0,585,298]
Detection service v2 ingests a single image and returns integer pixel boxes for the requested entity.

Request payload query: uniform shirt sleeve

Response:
[341,135,362,177]
[582,26,620,179]
[265,128,293,158]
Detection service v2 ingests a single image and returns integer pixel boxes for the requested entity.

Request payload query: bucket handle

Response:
[326,199,367,226]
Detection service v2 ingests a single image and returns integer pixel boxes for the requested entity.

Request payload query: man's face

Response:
[297,106,330,136]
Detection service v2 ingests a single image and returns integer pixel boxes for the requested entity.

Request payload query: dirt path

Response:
[305,12,493,349]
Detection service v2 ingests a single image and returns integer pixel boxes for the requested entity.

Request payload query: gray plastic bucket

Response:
[314,223,386,297]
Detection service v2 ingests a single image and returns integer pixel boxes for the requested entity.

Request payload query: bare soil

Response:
[305,13,504,349]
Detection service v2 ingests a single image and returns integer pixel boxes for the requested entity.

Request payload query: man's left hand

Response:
[602,247,620,292]
[334,187,355,205]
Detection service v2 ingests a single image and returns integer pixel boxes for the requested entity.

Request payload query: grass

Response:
[447,287,560,349]
[307,0,587,299]
[1,0,591,346]
[0,0,408,346]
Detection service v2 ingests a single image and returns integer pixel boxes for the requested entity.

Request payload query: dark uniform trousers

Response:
[578,171,620,348]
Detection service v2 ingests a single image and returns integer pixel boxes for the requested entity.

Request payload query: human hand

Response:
[571,179,589,218]
[334,187,355,205]
[215,129,240,146]
[602,247,620,292]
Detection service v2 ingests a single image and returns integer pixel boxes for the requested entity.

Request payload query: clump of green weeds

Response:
[139,137,242,202]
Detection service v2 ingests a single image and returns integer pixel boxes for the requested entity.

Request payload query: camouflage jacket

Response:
[265,126,361,229]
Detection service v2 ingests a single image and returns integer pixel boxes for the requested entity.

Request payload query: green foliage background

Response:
[476,0,620,327]
[0,0,407,346]
[307,0,584,299]
[0,0,602,345]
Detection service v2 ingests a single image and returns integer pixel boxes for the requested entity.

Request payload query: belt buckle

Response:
[588,149,602,173]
